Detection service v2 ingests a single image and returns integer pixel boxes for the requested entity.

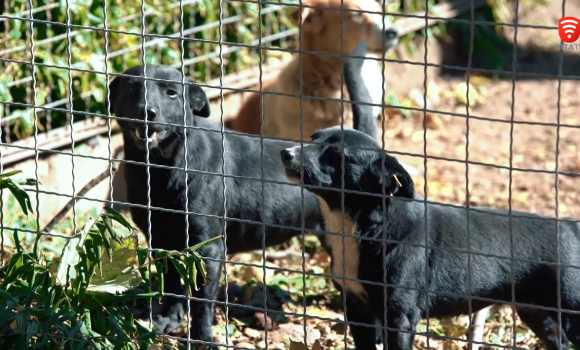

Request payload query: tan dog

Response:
[227,0,398,141]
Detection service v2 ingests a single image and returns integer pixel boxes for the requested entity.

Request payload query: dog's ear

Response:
[290,4,324,34]
[186,80,211,118]
[106,75,120,115]
[370,154,414,198]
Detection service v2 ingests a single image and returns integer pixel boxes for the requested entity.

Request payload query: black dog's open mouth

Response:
[284,166,301,179]
[134,127,168,144]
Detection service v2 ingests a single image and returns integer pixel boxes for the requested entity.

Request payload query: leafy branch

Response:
[0,170,220,348]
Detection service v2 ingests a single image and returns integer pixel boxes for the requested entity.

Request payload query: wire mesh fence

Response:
[1,0,580,348]
[1,0,296,144]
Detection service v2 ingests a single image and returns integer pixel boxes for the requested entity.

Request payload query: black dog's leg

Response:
[561,268,580,348]
[152,263,187,334]
[562,313,580,348]
[344,292,377,350]
[517,308,570,350]
[375,319,384,345]
[386,310,419,350]
[189,242,223,349]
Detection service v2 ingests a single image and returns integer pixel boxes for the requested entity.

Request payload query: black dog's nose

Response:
[146,107,157,120]
[385,28,398,41]
[281,149,294,164]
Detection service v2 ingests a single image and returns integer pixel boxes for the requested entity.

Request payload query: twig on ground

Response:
[250,249,311,260]
[469,306,491,350]
[42,164,120,233]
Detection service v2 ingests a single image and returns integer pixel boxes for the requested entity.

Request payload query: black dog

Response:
[106,56,376,346]
[281,127,580,350]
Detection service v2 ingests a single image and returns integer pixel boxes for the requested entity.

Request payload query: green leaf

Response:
[8,29,21,40]
[137,331,158,341]
[186,254,198,291]
[25,321,40,344]
[3,180,33,215]
[15,308,28,332]
[92,233,139,287]
[193,252,208,285]
[0,170,22,179]
[169,256,191,295]
[183,235,223,254]
[76,339,89,350]
[0,300,17,330]
[108,316,129,349]
[87,272,142,295]
[103,215,124,246]
[55,217,94,285]
[103,207,136,231]
[154,261,164,299]
[96,221,114,262]
[0,289,19,304]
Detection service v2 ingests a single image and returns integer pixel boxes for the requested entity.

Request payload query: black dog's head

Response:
[281,126,414,200]
[107,65,210,150]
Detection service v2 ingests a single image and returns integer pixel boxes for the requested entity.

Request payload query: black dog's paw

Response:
[126,289,164,319]
[129,296,185,334]
[191,342,218,350]
[376,331,383,345]
[152,312,184,334]
[152,301,185,334]
[125,289,185,334]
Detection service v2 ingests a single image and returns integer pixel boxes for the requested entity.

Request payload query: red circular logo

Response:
[559,17,580,43]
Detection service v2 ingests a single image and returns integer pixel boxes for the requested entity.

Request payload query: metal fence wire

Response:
[1,0,580,349]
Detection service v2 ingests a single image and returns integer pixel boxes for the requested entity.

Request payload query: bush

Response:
[0,170,220,348]
[1,0,293,141]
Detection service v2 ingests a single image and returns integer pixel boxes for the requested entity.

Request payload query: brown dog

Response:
[227,0,398,141]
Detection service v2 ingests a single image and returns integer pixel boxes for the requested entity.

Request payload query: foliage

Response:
[0,170,221,348]
[1,0,293,141]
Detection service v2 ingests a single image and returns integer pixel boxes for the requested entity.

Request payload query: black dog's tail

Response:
[343,41,378,140]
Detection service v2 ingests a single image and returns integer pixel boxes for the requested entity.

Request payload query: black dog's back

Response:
[280,121,580,349]
[392,201,580,312]
[351,196,580,349]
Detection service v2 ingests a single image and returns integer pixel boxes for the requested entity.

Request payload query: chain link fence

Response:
[1,0,579,348]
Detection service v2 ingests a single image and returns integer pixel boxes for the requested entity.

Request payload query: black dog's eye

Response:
[128,83,138,92]
[167,89,178,98]
[331,145,342,154]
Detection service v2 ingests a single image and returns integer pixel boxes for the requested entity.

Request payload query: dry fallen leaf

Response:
[395,128,413,139]
[244,327,261,339]
[424,113,443,130]
[288,340,310,350]
[235,342,256,349]
[314,252,331,266]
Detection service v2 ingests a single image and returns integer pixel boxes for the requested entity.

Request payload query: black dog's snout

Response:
[385,28,398,41]
[281,149,294,165]
[146,107,158,120]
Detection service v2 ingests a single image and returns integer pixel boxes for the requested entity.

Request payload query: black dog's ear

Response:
[106,75,120,115]
[370,154,414,198]
[186,80,211,118]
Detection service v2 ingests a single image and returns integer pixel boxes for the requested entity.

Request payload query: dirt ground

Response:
[181,1,580,349]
